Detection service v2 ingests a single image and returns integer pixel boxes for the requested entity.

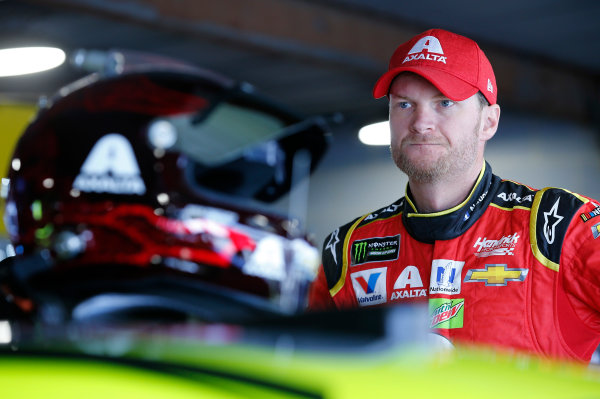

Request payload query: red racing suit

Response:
[308,162,600,362]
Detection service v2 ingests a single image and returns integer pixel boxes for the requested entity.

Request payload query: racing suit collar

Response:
[402,161,500,243]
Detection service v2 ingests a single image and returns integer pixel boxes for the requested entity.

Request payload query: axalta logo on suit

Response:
[391,265,426,300]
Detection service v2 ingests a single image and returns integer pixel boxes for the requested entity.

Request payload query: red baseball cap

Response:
[373,28,497,105]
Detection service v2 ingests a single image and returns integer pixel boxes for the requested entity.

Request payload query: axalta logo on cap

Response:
[402,35,447,65]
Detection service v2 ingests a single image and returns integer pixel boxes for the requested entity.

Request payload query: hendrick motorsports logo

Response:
[351,235,400,266]
[473,232,519,257]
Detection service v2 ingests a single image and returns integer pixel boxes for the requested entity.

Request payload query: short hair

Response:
[477,91,489,108]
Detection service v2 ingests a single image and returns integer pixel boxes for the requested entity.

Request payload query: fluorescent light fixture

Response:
[0,47,66,77]
[358,120,390,146]
[0,321,12,344]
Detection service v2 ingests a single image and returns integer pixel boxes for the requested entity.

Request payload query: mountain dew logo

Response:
[429,298,464,329]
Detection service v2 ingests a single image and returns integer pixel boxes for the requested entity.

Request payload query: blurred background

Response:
[0,0,599,250]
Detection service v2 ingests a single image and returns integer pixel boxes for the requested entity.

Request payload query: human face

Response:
[388,73,486,184]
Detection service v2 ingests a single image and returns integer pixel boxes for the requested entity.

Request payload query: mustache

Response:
[401,137,447,145]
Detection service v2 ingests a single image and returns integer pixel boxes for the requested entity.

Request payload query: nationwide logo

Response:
[402,35,447,64]
[351,235,400,266]
[73,133,146,195]
[391,265,427,301]
[429,259,464,295]
[468,189,489,213]
[464,264,528,286]
[351,267,387,307]
[473,232,519,257]
[580,206,600,222]
[429,298,464,329]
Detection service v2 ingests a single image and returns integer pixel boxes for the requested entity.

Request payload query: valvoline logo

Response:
[351,267,387,307]
[356,272,381,294]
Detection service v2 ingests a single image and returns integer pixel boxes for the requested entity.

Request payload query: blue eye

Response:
[440,99,454,108]
[397,101,411,109]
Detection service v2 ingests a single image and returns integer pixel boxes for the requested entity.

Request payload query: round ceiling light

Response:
[0,47,66,77]
[358,120,390,146]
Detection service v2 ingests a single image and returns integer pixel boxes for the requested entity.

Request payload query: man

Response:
[307,28,600,363]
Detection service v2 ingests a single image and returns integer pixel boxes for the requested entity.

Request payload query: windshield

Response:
[147,93,326,203]
[167,102,287,166]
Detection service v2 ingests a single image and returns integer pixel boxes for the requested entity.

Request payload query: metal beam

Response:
[27,0,600,123]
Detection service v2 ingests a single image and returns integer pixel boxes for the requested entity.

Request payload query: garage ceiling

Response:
[0,0,599,131]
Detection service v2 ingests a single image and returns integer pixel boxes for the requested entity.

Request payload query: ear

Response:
[480,104,500,141]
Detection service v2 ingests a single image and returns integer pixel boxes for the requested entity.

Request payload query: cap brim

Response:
[373,66,479,101]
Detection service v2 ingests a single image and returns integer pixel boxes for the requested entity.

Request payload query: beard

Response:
[390,116,481,184]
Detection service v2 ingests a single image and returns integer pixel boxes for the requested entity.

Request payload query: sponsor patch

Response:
[496,192,534,204]
[351,235,400,266]
[429,259,464,295]
[464,264,528,286]
[391,265,427,301]
[580,206,600,222]
[591,223,600,239]
[469,189,489,213]
[351,267,387,307]
[364,203,401,222]
[429,298,464,329]
[473,232,519,257]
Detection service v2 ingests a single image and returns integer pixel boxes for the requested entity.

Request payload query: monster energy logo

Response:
[350,235,400,266]
[353,241,368,264]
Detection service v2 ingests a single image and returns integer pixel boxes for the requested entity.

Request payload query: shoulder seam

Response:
[529,187,587,272]
[329,213,369,296]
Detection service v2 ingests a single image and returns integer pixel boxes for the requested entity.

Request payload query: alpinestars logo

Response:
[325,228,340,264]
[403,36,447,64]
[73,133,146,195]
[543,198,564,244]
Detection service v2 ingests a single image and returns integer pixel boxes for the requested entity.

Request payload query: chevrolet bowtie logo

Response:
[464,264,528,286]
